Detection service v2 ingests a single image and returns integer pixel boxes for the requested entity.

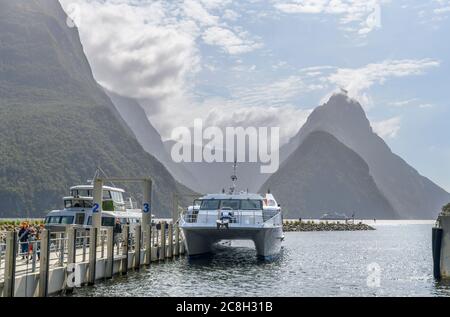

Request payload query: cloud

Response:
[388,99,418,107]
[371,116,401,139]
[202,26,262,55]
[326,59,440,108]
[272,0,385,36]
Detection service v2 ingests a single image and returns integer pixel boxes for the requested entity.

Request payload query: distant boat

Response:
[320,212,350,221]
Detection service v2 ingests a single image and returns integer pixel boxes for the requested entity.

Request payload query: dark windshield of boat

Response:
[241,199,262,210]
[65,199,93,209]
[200,200,220,210]
[221,200,240,210]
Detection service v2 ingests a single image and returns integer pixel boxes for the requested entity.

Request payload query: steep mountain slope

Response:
[104,90,201,192]
[0,0,193,217]
[260,131,396,219]
[278,93,450,219]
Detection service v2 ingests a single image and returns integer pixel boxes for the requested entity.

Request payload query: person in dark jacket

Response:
[18,223,30,259]
[113,218,122,248]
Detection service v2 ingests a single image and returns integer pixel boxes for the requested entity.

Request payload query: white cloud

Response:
[371,116,401,139]
[202,26,262,55]
[272,0,385,36]
[326,59,440,108]
[388,99,417,107]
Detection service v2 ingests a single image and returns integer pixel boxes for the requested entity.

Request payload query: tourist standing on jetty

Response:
[113,218,122,248]
[18,222,30,259]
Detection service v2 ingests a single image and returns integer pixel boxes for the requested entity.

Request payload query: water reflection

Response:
[68,224,450,297]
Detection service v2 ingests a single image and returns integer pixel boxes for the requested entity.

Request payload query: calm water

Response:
[69,222,450,297]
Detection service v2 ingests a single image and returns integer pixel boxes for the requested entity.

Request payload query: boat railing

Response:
[183,209,264,225]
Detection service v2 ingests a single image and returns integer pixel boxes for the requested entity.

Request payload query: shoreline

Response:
[283,220,375,232]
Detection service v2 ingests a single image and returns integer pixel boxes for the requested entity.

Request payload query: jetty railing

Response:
[0,221,185,297]
[0,232,6,284]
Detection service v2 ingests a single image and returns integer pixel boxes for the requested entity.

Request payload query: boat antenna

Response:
[229,159,238,195]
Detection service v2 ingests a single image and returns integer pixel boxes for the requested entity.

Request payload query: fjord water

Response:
[70,222,450,297]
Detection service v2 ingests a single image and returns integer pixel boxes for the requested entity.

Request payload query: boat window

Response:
[48,216,62,224]
[193,199,202,208]
[220,200,240,210]
[61,216,74,224]
[102,217,115,227]
[44,217,50,224]
[64,200,72,208]
[241,200,262,210]
[200,200,220,210]
[72,200,83,208]
[111,191,124,203]
[120,218,129,224]
[75,213,85,225]
[87,216,92,226]
[83,200,93,208]
[103,190,111,199]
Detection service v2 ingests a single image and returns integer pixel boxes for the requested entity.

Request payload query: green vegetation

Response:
[0,0,195,218]
[443,203,450,213]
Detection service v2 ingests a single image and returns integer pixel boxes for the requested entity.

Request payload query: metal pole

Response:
[4,231,17,297]
[88,228,97,285]
[121,225,129,275]
[38,229,50,297]
[134,225,141,269]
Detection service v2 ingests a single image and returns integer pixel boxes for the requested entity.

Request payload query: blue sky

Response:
[60,0,450,191]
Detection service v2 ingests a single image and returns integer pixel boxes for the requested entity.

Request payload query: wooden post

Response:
[174,223,180,256]
[88,228,97,285]
[65,226,76,293]
[144,224,151,266]
[4,231,17,297]
[134,225,141,269]
[38,229,50,297]
[121,225,129,275]
[168,223,173,258]
[159,221,166,260]
[106,227,114,279]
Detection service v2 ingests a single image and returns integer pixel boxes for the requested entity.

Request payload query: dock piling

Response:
[4,231,17,297]
[144,224,151,265]
[134,225,141,269]
[174,224,179,257]
[106,227,114,279]
[121,225,129,275]
[159,221,166,260]
[38,229,50,297]
[88,228,97,285]
[66,226,76,293]
[168,223,173,258]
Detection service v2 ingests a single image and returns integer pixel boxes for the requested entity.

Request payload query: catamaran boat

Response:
[44,184,144,232]
[179,164,284,258]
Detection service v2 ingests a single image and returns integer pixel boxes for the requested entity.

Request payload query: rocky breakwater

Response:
[283,220,375,232]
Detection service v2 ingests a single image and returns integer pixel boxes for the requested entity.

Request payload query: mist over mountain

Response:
[104,90,201,192]
[261,131,397,219]
[274,93,450,219]
[0,0,193,217]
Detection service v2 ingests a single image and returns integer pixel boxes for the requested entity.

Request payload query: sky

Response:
[59,0,450,192]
